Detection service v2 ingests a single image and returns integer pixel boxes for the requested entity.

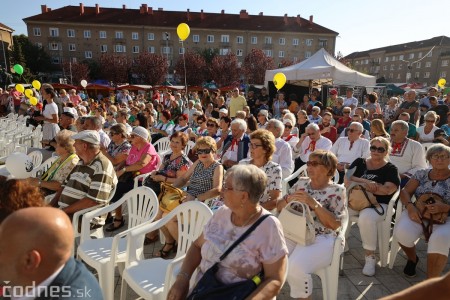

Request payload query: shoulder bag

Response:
[278,201,316,246]
[187,214,271,300]
[415,193,447,242]
[158,182,186,213]
[347,182,384,215]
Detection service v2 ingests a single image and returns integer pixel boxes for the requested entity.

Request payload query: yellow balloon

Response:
[177,23,190,41]
[438,78,446,88]
[15,84,25,93]
[30,97,38,106]
[25,89,33,98]
[32,80,41,90]
[273,73,287,90]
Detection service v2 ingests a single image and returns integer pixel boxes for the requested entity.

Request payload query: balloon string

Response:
[182,40,187,96]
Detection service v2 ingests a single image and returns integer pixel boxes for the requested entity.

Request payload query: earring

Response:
[240,202,244,208]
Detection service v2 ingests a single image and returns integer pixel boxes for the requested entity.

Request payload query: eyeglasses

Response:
[207,123,216,127]
[343,111,351,114]
[285,125,293,129]
[197,148,212,155]
[370,146,386,153]
[250,143,264,149]
[430,154,449,160]
[306,161,324,167]
[197,122,204,125]
[109,132,119,136]
[425,119,435,123]
[348,128,359,133]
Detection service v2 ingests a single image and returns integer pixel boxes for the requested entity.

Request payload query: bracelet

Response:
[122,167,126,172]
[177,271,190,280]
[38,179,42,187]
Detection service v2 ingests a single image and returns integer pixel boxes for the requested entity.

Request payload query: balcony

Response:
[263,43,273,50]
[114,38,127,44]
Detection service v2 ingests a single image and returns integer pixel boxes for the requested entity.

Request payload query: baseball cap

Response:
[72,130,100,145]
[283,119,294,126]
[346,87,354,91]
[329,89,338,95]
[132,126,149,141]
[219,108,228,115]
[62,107,75,118]
[434,129,448,138]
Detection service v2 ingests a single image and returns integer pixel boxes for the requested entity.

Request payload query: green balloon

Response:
[13,64,24,75]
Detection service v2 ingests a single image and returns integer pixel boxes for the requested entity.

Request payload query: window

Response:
[51,57,60,64]
[35,43,42,49]
[415,72,420,78]
[49,28,59,37]
[148,46,155,53]
[67,29,75,38]
[83,30,91,38]
[399,55,404,60]
[424,72,430,78]
[100,45,107,53]
[162,46,171,54]
[392,56,396,61]
[264,50,272,57]
[162,32,170,40]
[427,51,432,57]
[221,35,229,43]
[418,52,423,58]
[397,74,401,79]
[237,36,244,44]
[220,48,229,55]
[292,38,299,46]
[425,62,431,68]
[132,46,139,53]
[147,33,154,40]
[71,57,77,63]
[416,62,421,68]
[389,73,393,79]
[179,47,185,54]
[115,45,126,53]
[68,44,76,51]
[193,35,199,43]
[236,49,243,56]
[251,36,257,44]
[390,64,395,71]
[398,64,402,70]
[279,38,285,45]
[355,61,360,65]
[49,42,59,51]
[99,31,107,39]
[408,53,414,59]
[364,59,369,65]
[305,51,311,58]
[207,35,214,43]
[132,32,139,40]
[305,39,313,46]
[440,71,447,78]
[33,28,41,36]
[442,60,449,67]
[383,65,387,71]
[85,51,92,59]
[264,36,272,44]
[293,57,298,62]
[279,51,285,58]
[318,39,327,47]
[385,57,389,62]
[115,31,123,39]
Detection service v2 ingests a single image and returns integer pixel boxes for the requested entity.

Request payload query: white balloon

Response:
[5,152,34,179]
[80,79,88,88]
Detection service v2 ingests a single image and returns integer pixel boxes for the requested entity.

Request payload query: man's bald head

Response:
[0,207,73,286]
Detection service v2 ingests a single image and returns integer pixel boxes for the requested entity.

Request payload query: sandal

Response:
[144,234,159,245]
[156,242,176,259]
[105,218,125,232]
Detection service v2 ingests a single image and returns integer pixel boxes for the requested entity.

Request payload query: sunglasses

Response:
[343,111,351,114]
[370,146,386,153]
[207,123,216,127]
[425,119,435,123]
[197,148,212,154]
[348,128,359,133]
[306,161,324,167]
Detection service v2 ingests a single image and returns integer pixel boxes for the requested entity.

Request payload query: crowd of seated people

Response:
[3,84,449,299]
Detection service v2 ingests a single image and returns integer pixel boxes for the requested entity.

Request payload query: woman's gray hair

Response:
[283,112,296,126]
[426,144,450,161]
[306,123,320,132]
[391,120,409,132]
[227,165,267,204]
[231,118,247,131]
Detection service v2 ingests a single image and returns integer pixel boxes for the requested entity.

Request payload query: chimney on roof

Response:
[296,14,301,25]
[201,9,205,20]
[41,5,48,13]
[122,4,126,10]
[284,14,288,25]
[239,9,249,19]
[221,9,225,15]
[259,12,263,16]
[79,3,84,15]
[187,9,190,21]
[309,15,313,24]
[95,4,100,14]
[158,8,163,11]
[148,6,153,14]
[140,4,148,14]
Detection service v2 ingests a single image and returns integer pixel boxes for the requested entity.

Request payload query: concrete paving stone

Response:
[356,283,393,300]
[376,274,412,294]
[343,269,381,286]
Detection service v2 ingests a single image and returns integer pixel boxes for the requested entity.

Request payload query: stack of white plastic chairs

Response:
[0,114,35,161]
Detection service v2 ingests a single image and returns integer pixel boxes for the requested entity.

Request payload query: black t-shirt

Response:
[296,120,310,136]
[429,105,449,127]
[349,157,400,204]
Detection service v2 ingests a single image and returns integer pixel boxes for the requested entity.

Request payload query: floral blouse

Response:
[287,177,347,236]
[159,153,192,178]
[107,140,132,158]
[413,169,450,205]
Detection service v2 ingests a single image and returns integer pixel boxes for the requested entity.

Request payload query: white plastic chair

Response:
[120,201,213,300]
[77,186,160,300]
[184,140,195,154]
[153,137,171,159]
[345,187,400,267]
[421,142,434,153]
[313,208,349,300]
[31,155,59,177]
[28,150,43,169]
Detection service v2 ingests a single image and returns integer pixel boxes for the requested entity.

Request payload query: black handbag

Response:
[187,214,271,300]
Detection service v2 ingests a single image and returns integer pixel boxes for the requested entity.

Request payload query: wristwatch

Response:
[122,167,127,172]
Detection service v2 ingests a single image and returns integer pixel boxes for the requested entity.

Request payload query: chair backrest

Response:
[154,137,171,154]
[125,186,160,228]
[421,142,434,153]
[281,165,308,196]
[184,140,195,154]
[31,155,59,177]
[28,150,43,169]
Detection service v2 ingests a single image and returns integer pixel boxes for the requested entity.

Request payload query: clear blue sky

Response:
[1,0,447,56]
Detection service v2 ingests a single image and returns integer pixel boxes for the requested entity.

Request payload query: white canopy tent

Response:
[265,48,376,88]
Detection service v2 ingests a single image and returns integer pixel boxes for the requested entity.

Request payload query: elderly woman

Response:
[336,107,352,134]
[417,111,440,143]
[257,109,269,129]
[346,137,400,276]
[106,126,160,231]
[331,96,345,121]
[168,165,288,300]
[101,123,131,167]
[393,144,450,278]
[152,109,175,142]
[205,117,220,142]
[173,113,190,133]
[383,97,399,128]
[158,136,223,257]
[68,89,81,106]
[239,129,282,210]
[28,130,79,195]
[143,131,192,244]
[34,85,60,147]
[277,150,346,300]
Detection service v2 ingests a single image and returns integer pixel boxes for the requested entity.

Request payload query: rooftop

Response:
[0,22,14,33]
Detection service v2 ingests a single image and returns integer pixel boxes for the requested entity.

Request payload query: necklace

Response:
[232,207,261,228]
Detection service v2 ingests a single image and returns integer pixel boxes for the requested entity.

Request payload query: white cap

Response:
[132,126,149,141]
[71,130,100,145]
[219,108,228,115]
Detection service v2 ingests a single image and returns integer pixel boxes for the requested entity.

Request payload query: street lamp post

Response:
[165,32,169,82]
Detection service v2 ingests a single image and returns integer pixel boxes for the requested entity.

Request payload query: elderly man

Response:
[229,88,247,118]
[294,123,332,168]
[331,122,370,183]
[397,90,419,124]
[221,118,250,169]
[83,116,110,149]
[389,120,427,187]
[340,112,371,140]
[50,130,117,217]
[395,112,418,139]
[0,207,103,299]
[308,106,322,124]
[343,87,359,116]
[266,119,294,179]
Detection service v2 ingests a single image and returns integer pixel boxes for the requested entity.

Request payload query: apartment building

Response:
[23,4,338,73]
[0,23,14,69]
[346,36,450,86]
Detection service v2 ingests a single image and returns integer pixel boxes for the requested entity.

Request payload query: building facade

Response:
[0,22,14,70]
[23,4,338,78]
[346,36,450,86]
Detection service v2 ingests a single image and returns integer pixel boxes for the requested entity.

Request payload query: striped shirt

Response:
[60,152,117,206]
